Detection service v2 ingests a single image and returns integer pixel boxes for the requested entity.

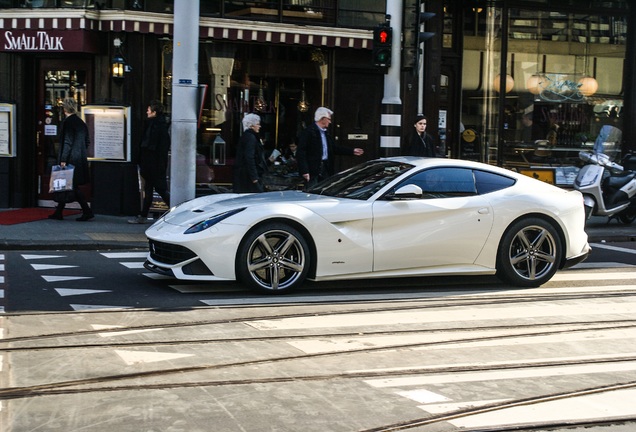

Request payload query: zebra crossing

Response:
[0,244,633,312]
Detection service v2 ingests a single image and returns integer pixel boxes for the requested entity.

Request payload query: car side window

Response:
[398,167,477,198]
[474,169,516,194]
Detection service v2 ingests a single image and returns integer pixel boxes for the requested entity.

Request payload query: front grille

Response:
[149,240,197,265]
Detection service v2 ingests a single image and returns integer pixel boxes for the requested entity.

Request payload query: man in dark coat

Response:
[233,113,267,193]
[128,100,171,224]
[297,107,364,189]
[48,97,94,221]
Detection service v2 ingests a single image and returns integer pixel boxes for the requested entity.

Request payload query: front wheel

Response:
[617,207,636,225]
[496,218,562,287]
[236,222,310,293]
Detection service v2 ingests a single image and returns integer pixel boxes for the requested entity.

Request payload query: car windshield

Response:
[306,160,413,200]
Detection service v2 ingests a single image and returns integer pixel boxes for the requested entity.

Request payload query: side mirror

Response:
[390,184,423,199]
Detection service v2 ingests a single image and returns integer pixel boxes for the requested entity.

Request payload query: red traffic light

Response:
[378,29,389,44]
[373,24,392,46]
[373,24,392,69]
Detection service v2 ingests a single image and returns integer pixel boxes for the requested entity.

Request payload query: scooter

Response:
[574,145,636,225]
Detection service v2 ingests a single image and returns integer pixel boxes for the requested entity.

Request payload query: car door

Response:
[371,167,494,272]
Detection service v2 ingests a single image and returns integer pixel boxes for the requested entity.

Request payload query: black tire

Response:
[618,207,636,225]
[496,218,562,287]
[236,222,310,293]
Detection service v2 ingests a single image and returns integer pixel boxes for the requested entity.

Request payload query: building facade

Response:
[0,0,632,213]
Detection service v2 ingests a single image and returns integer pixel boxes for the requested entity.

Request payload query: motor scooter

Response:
[573,126,636,224]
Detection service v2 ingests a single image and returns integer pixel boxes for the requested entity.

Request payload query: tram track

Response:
[1,320,635,400]
[2,281,636,430]
[1,319,635,352]
[1,287,635,344]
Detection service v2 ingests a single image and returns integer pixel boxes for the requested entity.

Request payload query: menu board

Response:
[0,103,16,157]
[82,105,131,161]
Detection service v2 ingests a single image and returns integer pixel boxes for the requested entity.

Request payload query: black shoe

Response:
[76,212,94,222]
[48,212,63,220]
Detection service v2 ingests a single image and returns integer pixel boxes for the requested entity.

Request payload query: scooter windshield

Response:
[593,125,622,160]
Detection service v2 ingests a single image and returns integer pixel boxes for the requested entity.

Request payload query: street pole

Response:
[379,0,403,157]
[170,0,200,206]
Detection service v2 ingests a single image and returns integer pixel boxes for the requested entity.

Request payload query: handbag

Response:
[49,164,75,193]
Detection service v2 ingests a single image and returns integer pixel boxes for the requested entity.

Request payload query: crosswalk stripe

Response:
[115,349,194,365]
[31,264,77,271]
[55,288,111,297]
[91,324,162,337]
[101,252,148,259]
[445,389,636,428]
[41,275,92,282]
[120,262,145,269]
[69,304,131,311]
[590,242,636,254]
[551,271,636,281]
[21,254,66,260]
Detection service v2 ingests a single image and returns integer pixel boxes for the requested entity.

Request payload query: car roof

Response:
[378,156,520,177]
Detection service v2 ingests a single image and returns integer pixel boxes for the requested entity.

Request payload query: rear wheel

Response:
[618,207,636,225]
[236,222,310,293]
[496,218,562,287]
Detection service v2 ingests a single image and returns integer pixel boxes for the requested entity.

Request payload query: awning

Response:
[0,9,371,50]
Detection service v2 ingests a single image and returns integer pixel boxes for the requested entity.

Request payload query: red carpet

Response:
[0,208,81,225]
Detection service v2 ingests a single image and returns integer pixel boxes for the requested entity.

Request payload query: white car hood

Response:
[161,191,339,227]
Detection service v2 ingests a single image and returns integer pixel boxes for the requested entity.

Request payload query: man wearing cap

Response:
[297,106,364,189]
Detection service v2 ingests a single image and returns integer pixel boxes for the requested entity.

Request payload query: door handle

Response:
[478,207,489,214]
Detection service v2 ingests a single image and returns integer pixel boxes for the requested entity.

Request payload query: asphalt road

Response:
[1,248,635,431]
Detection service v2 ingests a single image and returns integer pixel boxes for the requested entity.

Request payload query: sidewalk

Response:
[0,211,634,251]
[0,213,150,250]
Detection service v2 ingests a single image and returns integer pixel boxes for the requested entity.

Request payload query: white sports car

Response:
[144,157,590,293]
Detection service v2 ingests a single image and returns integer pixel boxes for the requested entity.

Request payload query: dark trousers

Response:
[305,160,329,190]
[141,176,170,217]
[54,185,91,215]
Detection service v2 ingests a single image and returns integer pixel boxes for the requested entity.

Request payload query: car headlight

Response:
[184,208,246,234]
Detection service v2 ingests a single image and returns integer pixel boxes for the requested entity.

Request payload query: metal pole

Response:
[380,0,403,157]
[170,0,200,206]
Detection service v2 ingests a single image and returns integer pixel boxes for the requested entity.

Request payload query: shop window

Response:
[461,4,627,176]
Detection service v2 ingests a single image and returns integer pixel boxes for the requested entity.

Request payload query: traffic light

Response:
[372,23,392,69]
[402,1,436,70]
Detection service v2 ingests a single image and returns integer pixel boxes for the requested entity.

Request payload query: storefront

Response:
[1,1,633,213]
[0,3,381,212]
[450,0,631,185]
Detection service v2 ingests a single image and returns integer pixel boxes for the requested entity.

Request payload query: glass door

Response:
[37,59,92,206]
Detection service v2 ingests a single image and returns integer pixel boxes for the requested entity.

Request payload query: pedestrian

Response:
[233,113,268,193]
[403,114,437,157]
[48,97,94,222]
[128,100,171,224]
[297,107,364,189]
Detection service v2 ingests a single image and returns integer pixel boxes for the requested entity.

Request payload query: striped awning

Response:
[0,9,371,50]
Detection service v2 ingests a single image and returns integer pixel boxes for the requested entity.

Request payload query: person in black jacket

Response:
[404,114,438,157]
[233,113,267,193]
[297,107,364,189]
[48,97,94,222]
[128,100,171,224]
